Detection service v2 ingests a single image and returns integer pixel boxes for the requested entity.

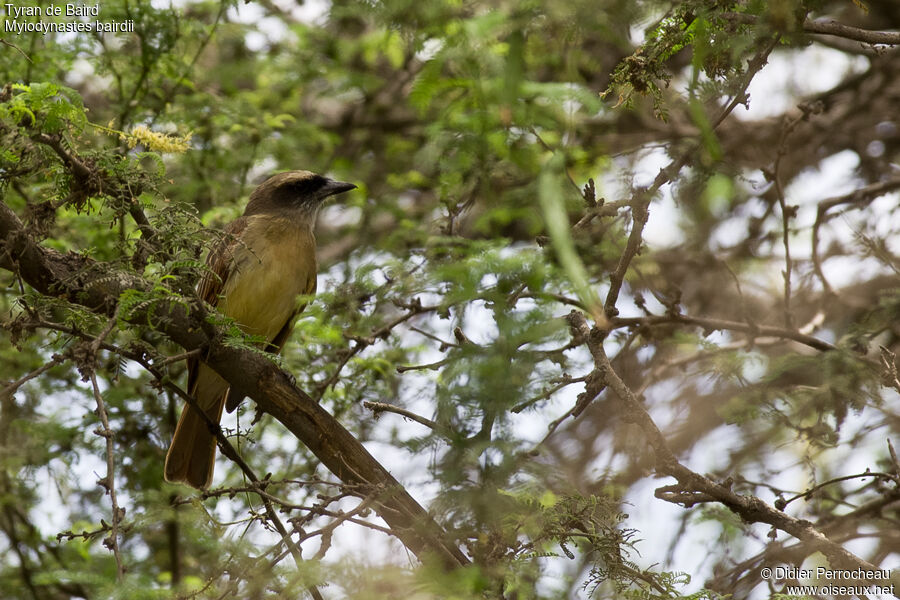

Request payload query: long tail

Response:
[164,364,228,489]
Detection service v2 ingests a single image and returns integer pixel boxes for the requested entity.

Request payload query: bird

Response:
[164,170,356,489]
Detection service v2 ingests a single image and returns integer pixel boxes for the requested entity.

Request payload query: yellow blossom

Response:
[120,125,192,153]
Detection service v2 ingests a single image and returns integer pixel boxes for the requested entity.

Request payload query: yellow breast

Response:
[218,215,317,341]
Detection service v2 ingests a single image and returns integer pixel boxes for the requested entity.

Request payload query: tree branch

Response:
[0,198,469,569]
[720,12,900,46]
[803,19,900,46]
[568,310,882,576]
[363,401,440,431]
[610,313,837,352]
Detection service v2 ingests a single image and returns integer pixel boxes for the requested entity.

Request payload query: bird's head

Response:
[244,170,356,218]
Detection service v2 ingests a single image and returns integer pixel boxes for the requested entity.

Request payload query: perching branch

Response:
[0,197,469,570]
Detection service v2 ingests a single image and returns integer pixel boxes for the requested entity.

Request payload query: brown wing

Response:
[224,269,316,412]
[186,217,250,394]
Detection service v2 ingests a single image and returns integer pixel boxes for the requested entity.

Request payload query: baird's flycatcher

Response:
[164,170,356,489]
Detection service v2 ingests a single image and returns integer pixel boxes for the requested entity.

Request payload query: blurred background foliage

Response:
[1,0,899,598]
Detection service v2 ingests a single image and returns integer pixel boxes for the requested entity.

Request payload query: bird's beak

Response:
[319,179,357,200]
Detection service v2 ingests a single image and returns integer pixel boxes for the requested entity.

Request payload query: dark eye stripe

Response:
[244,172,329,216]
[286,175,327,197]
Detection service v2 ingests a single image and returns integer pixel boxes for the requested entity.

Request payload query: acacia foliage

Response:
[1,0,899,598]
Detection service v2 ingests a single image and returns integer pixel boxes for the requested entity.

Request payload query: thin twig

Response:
[818,177,900,215]
[610,313,837,352]
[529,403,582,454]
[363,401,440,431]
[780,471,899,509]
[763,45,810,328]
[396,358,449,373]
[89,372,126,580]
[511,374,588,413]
[315,301,438,399]
[86,314,126,579]
[811,205,836,297]
[712,36,781,129]
[772,159,794,328]
[409,326,459,349]
[0,354,65,397]
[153,348,202,368]
[603,35,779,318]
[0,38,32,61]
[195,486,393,537]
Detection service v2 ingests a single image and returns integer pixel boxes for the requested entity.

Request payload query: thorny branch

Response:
[314,298,439,400]
[363,400,440,431]
[767,102,820,328]
[610,313,836,352]
[187,486,391,538]
[812,177,900,296]
[565,309,884,577]
[146,363,323,599]
[778,470,900,510]
[85,314,126,580]
[2,8,898,594]
[29,315,329,599]
[604,36,779,319]
[0,352,65,397]
[0,195,470,569]
[708,482,900,593]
